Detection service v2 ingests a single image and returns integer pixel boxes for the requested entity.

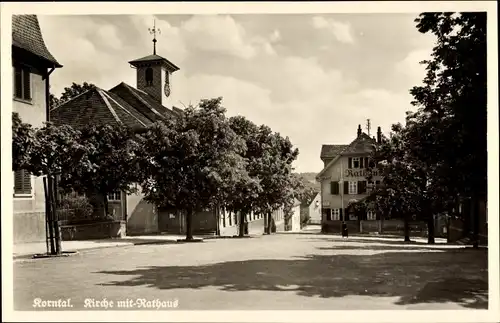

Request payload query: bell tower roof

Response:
[129,19,179,72]
[128,54,179,72]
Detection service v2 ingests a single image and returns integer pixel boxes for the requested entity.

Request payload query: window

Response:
[367,211,376,220]
[323,208,331,221]
[367,180,374,193]
[14,65,31,101]
[352,157,360,168]
[331,209,341,221]
[108,191,121,201]
[348,181,358,195]
[14,170,32,196]
[145,67,153,86]
[330,181,339,195]
[357,181,367,194]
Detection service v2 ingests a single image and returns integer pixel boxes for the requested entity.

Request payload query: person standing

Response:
[342,221,348,238]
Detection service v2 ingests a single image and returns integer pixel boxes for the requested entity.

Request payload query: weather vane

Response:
[148,19,161,55]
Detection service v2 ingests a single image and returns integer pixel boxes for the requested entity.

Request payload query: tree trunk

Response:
[266,211,272,234]
[404,214,410,242]
[103,193,110,218]
[215,207,220,236]
[427,215,435,244]
[472,195,479,248]
[239,211,246,237]
[43,177,56,255]
[49,176,62,254]
[185,209,194,241]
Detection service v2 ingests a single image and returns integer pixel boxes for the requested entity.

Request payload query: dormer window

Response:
[352,157,360,168]
[145,67,153,86]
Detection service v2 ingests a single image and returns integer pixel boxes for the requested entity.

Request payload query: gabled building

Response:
[316,125,383,233]
[51,31,182,236]
[50,28,270,238]
[306,192,322,225]
[12,15,63,243]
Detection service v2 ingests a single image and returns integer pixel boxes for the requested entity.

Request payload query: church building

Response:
[51,22,271,238]
[51,22,182,236]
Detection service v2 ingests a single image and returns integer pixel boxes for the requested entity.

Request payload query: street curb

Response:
[13,239,184,261]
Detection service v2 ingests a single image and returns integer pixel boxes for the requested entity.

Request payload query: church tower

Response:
[128,19,179,107]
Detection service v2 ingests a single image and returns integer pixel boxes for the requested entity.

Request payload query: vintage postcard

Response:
[1,1,498,322]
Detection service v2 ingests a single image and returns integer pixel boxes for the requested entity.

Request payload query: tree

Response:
[14,119,92,254]
[227,116,264,237]
[60,123,142,218]
[364,13,486,245]
[12,112,35,171]
[409,12,487,247]
[50,82,96,110]
[139,97,247,241]
[251,127,300,234]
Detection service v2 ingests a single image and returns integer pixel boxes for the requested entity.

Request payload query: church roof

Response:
[52,80,182,131]
[128,54,179,72]
[51,87,152,130]
[109,82,181,121]
[12,15,62,68]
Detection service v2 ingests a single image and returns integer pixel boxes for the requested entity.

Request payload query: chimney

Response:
[377,126,382,144]
[357,124,362,137]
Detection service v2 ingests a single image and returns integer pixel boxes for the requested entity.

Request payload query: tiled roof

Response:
[340,133,377,154]
[320,144,348,160]
[109,82,179,121]
[128,54,179,72]
[317,132,378,179]
[12,15,62,67]
[51,87,152,129]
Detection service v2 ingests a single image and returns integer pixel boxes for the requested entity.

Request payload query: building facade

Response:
[12,15,63,243]
[316,125,383,233]
[307,192,322,224]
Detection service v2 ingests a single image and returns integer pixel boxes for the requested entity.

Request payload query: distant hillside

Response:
[294,172,320,191]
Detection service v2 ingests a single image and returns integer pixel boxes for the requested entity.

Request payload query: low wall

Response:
[322,219,429,236]
[14,211,46,243]
[61,221,126,241]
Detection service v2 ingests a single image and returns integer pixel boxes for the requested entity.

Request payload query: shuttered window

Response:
[14,66,31,101]
[14,170,32,196]
[358,181,367,194]
[330,181,339,195]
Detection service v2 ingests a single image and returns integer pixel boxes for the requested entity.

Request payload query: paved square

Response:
[13,231,488,310]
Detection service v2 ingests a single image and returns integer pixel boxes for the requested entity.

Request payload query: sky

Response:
[38,14,436,173]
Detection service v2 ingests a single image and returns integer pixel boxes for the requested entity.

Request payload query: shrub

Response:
[57,194,94,223]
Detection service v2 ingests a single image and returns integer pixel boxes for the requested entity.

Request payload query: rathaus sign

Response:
[344,169,380,178]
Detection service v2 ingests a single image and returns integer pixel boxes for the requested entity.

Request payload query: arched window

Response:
[145,67,153,86]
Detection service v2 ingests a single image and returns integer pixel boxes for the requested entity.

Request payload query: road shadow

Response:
[96,247,488,309]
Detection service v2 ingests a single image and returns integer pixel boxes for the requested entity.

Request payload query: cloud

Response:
[37,14,427,172]
[96,24,122,50]
[394,49,432,88]
[312,16,355,44]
